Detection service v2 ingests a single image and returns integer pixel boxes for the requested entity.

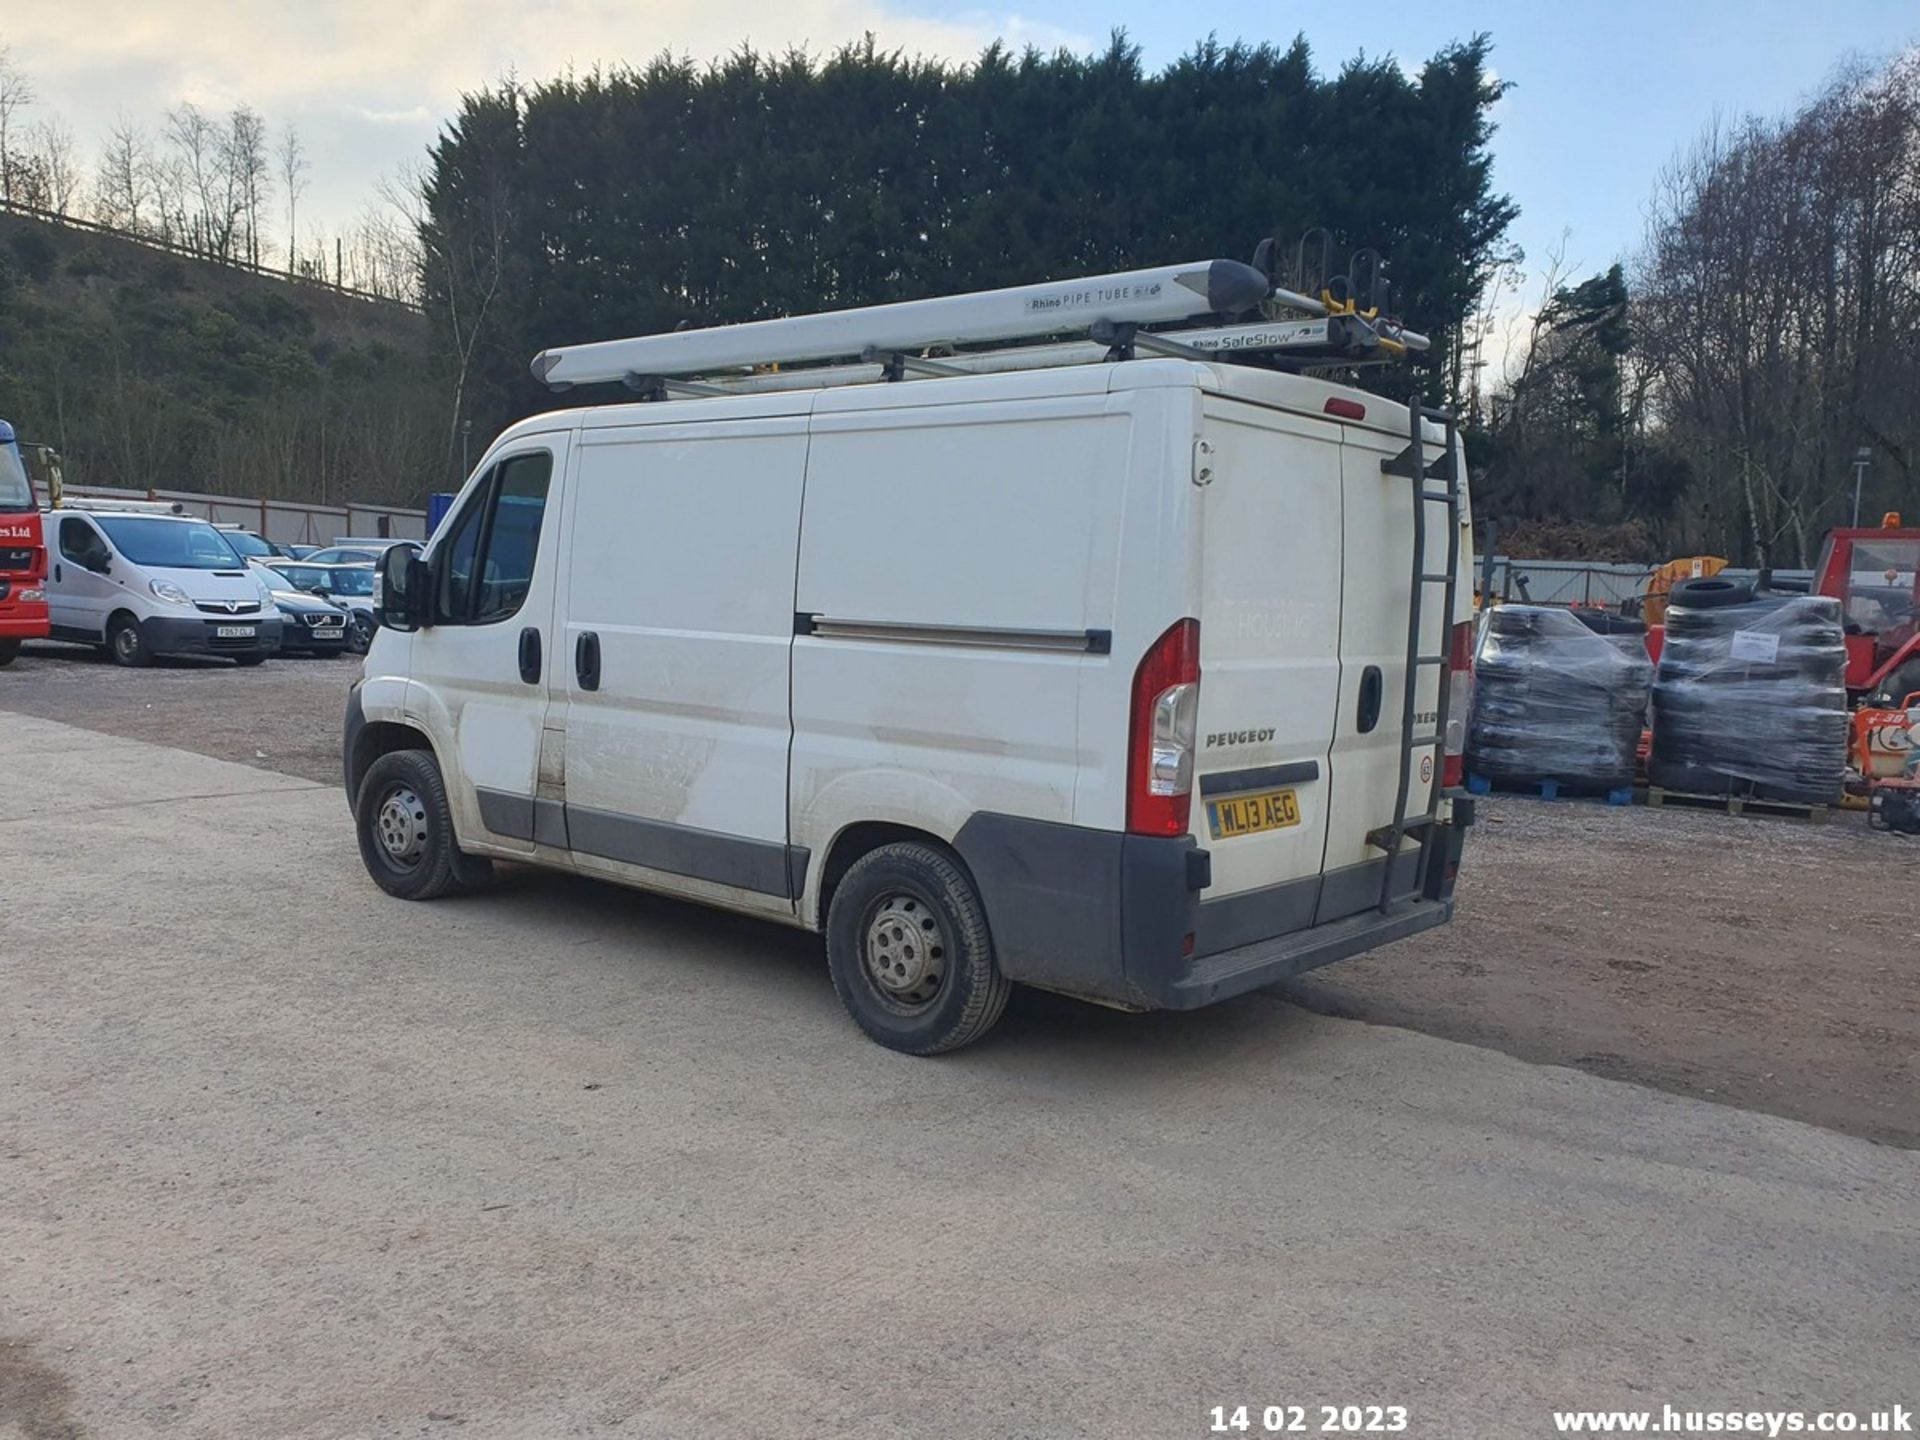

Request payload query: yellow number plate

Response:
[1206,787,1301,839]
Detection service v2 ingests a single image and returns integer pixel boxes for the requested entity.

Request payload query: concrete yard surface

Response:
[1,711,1916,1439]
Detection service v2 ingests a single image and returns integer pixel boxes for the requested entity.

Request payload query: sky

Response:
[4,0,1916,373]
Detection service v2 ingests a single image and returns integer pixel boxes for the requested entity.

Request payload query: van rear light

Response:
[1442,618,1475,788]
[1324,397,1367,421]
[1127,618,1201,836]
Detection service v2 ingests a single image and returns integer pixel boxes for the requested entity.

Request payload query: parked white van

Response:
[345,265,1475,1053]
[46,506,285,666]
[347,380,1478,1050]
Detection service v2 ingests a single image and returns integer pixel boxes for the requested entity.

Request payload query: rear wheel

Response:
[108,615,151,668]
[0,638,18,667]
[353,749,494,899]
[825,841,1009,1055]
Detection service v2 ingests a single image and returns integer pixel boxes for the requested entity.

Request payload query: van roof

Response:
[502,359,1436,448]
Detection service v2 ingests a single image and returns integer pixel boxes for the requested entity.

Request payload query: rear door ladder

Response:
[1368,397,1463,911]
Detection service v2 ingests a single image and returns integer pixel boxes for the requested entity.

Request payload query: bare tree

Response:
[225,105,271,266]
[344,203,422,302]
[0,43,37,205]
[92,115,156,231]
[24,117,78,214]
[1635,59,1920,563]
[164,101,219,251]
[277,126,307,275]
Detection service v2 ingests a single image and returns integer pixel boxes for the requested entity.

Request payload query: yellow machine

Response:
[1641,555,1728,626]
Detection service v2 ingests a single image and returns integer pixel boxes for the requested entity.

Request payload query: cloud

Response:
[6,0,1093,235]
[8,0,1083,109]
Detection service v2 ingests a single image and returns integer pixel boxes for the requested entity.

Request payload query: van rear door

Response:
[1317,408,1452,920]
[1188,399,1344,943]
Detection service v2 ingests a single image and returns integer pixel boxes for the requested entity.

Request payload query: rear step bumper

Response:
[953,800,1468,1013]
[1154,896,1453,1010]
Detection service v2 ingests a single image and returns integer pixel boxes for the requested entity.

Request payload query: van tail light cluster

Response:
[1441,618,1475,789]
[1127,618,1201,837]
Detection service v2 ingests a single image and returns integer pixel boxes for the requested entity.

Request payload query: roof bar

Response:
[532,258,1274,389]
[616,315,1413,399]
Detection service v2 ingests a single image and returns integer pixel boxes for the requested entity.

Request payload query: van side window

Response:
[60,517,105,566]
[436,488,486,623]
[434,451,554,626]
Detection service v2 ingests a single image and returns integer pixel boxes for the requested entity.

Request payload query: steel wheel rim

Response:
[374,785,430,868]
[113,627,137,661]
[862,891,948,1009]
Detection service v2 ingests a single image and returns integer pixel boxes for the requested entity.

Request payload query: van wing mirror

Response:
[374,546,431,631]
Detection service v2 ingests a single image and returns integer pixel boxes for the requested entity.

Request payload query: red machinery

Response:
[1813,513,1920,703]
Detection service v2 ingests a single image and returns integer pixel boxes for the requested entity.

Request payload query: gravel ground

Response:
[4,639,1916,1148]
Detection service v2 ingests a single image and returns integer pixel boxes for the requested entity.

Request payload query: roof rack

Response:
[530,252,1431,401]
[54,496,188,516]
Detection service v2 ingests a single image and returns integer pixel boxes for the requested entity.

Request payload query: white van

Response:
[46,507,285,666]
[345,349,1476,1053]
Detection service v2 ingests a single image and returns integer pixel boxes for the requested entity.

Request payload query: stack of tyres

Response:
[1466,605,1653,793]
[1648,579,1847,805]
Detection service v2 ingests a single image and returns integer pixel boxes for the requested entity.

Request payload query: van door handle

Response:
[574,631,600,691]
[1357,665,1384,733]
[518,627,542,685]
[53,563,61,582]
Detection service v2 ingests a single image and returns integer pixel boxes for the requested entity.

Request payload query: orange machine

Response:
[1853,692,1920,781]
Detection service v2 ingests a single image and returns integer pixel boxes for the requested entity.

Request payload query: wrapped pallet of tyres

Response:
[1466,605,1653,793]
[1648,579,1848,805]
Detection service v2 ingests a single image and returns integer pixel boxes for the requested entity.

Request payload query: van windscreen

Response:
[96,517,245,569]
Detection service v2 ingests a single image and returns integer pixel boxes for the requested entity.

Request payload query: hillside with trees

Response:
[0,209,438,505]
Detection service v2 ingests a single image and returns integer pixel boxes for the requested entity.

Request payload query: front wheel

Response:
[353,749,494,900]
[233,654,268,667]
[825,841,1010,1055]
[347,616,373,654]
[108,615,152,668]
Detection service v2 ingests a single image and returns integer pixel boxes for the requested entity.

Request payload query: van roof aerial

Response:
[530,257,1431,396]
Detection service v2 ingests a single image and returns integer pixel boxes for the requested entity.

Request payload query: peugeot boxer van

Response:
[46,506,285,666]
[347,346,1476,1054]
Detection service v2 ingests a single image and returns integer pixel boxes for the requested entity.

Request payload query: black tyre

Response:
[353,749,494,900]
[1668,576,1755,609]
[233,653,268,667]
[0,638,18,667]
[347,616,373,654]
[108,614,152,668]
[825,841,1010,1055]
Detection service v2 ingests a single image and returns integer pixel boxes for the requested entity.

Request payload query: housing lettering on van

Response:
[1205,728,1276,749]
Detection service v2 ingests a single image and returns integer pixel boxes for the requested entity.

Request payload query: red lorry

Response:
[0,418,49,667]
